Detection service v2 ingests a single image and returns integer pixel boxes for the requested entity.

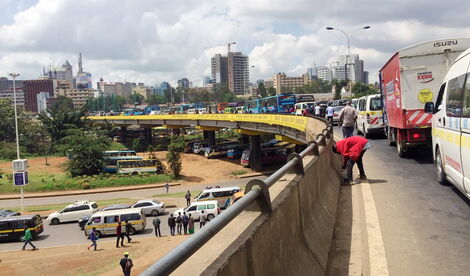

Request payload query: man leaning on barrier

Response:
[332,136,371,185]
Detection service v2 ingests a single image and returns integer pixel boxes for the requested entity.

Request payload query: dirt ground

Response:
[0,151,250,186]
[0,235,188,276]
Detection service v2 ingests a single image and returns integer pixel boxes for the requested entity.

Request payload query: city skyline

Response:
[2,0,470,86]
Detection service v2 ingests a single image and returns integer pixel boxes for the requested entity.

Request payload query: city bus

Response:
[245,99,261,113]
[117,159,165,175]
[241,143,295,167]
[103,150,137,158]
[0,214,44,242]
[217,102,229,112]
[204,141,240,159]
[104,156,143,173]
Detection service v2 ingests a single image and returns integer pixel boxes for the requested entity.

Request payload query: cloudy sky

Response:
[1,0,470,87]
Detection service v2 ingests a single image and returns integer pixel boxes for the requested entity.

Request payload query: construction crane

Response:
[204,42,237,55]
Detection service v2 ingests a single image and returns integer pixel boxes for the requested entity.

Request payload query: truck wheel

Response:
[397,140,407,158]
[435,149,448,185]
[387,127,396,146]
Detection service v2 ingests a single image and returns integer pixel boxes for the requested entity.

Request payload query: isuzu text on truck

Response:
[380,38,470,157]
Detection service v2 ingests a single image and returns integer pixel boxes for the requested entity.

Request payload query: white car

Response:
[130,199,165,216]
[174,200,220,221]
[47,200,98,225]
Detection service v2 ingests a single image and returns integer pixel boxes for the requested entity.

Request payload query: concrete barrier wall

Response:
[172,135,342,276]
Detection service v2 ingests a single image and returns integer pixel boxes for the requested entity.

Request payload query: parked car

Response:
[174,201,220,221]
[0,209,21,217]
[130,199,165,216]
[47,200,98,225]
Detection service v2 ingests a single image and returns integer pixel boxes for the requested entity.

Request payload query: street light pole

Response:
[326,26,370,94]
[9,72,24,211]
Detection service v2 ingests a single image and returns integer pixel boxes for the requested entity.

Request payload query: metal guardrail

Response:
[141,119,333,276]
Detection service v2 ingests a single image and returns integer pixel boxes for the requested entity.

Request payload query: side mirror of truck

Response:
[424,102,434,113]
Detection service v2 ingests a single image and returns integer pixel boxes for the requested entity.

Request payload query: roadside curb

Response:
[0,183,181,200]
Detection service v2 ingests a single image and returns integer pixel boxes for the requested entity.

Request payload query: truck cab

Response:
[426,48,470,199]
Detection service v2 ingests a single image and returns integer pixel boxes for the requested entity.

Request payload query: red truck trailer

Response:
[380,38,470,157]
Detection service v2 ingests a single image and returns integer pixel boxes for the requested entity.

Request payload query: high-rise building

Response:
[55,88,95,108]
[307,67,317,80]
[330,54,364,83]
[115,82,133,98]
[155,82,171,96]
[211,54,228,84]
[316,66,332,82]
[272,73,310,94]
[46,61,73,83]
[177,78,190,89]
[0,77,25,106]
[23,79,54,113]
[227,52,249,95]
[75,53,93,90]
[203,76,212,86]
[363,71,369,84]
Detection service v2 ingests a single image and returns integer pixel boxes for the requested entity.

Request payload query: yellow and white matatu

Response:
[425,47,470,198]
[84,208,146,238]
[356,94,385,138]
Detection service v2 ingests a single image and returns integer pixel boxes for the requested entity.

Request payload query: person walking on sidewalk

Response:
[21,227,37,251]
[188,214,195,234]
[199,210,206,228]
[168,214,176,236]
[164,182,170,193]
[176,212,183,235]
[332,136,371,185]
[116,221,124,247]
[338,101,357,138]
[124,220,132,243]
[87,227,98,251]
[314,104,321,117]
[119,252,133,276]
[182,212,189,234]
[152,217,161,237]
[185,190,191,206]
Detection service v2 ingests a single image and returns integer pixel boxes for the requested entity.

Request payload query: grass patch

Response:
[108,141,127,151]
[0,173,172,193]
[231,170,248,176]
[153,190,201,198]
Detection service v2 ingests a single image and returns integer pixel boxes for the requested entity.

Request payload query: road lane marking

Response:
[361,180,390,275]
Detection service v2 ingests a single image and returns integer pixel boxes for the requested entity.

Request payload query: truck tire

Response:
[396,132,407,158]
[387,127,396,146]
[435,148,448,185]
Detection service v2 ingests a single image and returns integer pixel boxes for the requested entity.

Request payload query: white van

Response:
[195,186,241,207]
[84,208,146,237]
[356,94,384,137]
[425,47,470,199]
[294,102,315,115]
[174,201,220,221]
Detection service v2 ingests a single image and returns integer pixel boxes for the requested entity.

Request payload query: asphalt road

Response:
[0,177,261,209]
[335,128,470,275]
[0,207,215,252]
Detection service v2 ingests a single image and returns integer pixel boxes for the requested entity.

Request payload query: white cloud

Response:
[1,0,470,87]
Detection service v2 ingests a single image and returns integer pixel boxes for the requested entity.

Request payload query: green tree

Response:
[128,92,144,106]
[267,87,276,96]
[352,82,378,98]
[147,94,166,105]
[131,138,145,152]
[60,129,110,177]
[166,135,185,178]
[258,82,267,98]
[38,96,88,144]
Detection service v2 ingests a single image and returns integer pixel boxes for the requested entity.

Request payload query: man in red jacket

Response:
[332,136,371,184]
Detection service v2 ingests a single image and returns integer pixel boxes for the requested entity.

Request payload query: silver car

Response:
[130,199,165,216]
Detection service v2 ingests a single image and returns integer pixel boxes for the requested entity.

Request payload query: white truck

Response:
[380,38,470,157]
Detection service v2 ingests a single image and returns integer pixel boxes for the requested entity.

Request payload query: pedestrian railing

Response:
[141,119,333,276]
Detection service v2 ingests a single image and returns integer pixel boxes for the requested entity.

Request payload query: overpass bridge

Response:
[90,114,326,171]
[93,114,342,275]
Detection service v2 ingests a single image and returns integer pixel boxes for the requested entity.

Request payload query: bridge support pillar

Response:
[207,131,216,147]
[203,130,209,140]
[172,128,181,135]
[144,128,153,146]
[241,134,249,145]
[250,135,262,172]
[120,126,127,143]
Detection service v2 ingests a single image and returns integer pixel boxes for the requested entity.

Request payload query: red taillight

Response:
[334,113,338,116]
[412,133,421,139]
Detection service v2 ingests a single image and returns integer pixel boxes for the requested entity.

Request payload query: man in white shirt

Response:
[326,104,335,124]
[314,104,321,117]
